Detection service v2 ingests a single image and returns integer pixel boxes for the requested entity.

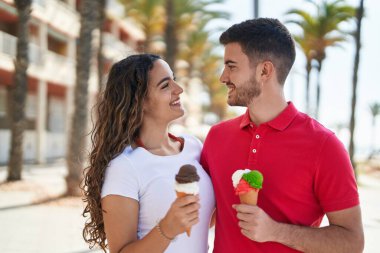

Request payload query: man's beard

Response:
[228,75,261,106]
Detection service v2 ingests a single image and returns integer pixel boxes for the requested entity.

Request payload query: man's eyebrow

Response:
[156,77,170,86]
[225,60,237,65]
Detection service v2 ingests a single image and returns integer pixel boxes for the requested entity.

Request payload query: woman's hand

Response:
[160,195,200,238]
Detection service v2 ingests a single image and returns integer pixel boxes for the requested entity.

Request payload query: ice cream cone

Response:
[239,189,259,205]
[175,164,200,237]
[176,191,192,236]
[233,169,263,206]
[176,191,190,198]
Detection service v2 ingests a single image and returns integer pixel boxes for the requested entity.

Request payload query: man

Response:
[201,18,364,253]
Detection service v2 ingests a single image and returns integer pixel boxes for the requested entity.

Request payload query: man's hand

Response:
[233,204,279,242]
[233,204,364,253]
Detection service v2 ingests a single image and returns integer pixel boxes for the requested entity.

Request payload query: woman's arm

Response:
[102,194,200,253]
[209,208,216,228]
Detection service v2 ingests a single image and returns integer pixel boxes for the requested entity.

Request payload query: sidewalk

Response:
[0,165,379,253]
[0,165,103,253]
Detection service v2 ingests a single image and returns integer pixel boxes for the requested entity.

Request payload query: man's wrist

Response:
[271,221,286,243]
[272,221,304,251]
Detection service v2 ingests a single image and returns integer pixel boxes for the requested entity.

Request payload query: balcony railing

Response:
[103,33,136,61]
[0,30,75,86]
[32,0,79,37]
[44,50,75,85]
[0,31,16,58]
[0,31,43,65]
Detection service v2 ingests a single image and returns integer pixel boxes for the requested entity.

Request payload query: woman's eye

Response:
[161,83,169,89]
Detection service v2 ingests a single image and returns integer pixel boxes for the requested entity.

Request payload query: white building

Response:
[0,0,144,164]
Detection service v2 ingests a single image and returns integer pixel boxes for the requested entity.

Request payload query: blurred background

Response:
[0,0,379,252]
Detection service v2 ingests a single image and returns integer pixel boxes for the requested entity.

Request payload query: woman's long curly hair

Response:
[82,54,161,251]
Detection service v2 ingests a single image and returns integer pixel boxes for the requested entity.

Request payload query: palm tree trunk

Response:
[164,0,177,71]
[66,0,99,196]
[97,0,106,92]
[7,0,31,182]
[254,0,259,18]
[305,60,312,114]
[369,117,376,159]
[315,60,323,120]
[349,0,364,177]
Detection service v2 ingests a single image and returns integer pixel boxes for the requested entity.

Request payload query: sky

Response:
[207,0,380,158]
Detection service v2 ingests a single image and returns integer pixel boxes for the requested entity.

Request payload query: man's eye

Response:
[161,83,169,89]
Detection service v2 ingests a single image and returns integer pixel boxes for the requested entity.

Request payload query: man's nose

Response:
[219,68,228,84]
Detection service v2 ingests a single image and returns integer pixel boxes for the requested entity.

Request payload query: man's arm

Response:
[234,204,364,253]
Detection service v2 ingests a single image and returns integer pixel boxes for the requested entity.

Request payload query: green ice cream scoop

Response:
[242,170,263,189]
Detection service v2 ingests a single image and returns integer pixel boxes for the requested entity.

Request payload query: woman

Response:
[82,54,215,253]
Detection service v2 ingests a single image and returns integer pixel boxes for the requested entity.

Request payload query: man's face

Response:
[220,42,261,106]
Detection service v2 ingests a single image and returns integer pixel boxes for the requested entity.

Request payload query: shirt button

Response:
[252,149,257,153]
[256,135,260,139]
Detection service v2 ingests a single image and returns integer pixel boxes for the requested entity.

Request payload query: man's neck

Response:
[247,95,288,126]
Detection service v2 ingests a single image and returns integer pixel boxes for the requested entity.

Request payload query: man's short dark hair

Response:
[219,18,296,84]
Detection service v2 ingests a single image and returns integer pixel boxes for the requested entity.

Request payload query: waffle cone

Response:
[176,191,192,236]
[239,189,259,205]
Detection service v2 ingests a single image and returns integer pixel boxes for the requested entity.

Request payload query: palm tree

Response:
[348,0,364,174]
[164,0,228,72]
[368,102,380,159]
[164,0,176,68]
[66,0,101,196]
[178,6,228,119]
[118,0,228,118]
[179,8,227,77]
[97,0,106,92]
[6,0,31,182]
[118,0,166,52]
[286,10,317,114]
[287,0,355,119]
[313,0,355,119]
[201,52,228,120]
[254,0,259,18]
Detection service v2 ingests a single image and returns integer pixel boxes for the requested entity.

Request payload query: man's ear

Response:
[258,61,274,81]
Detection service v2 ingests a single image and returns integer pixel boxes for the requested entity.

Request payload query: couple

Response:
[82,18,364,253]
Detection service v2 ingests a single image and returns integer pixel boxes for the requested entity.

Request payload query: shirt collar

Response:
[239,109,252,129]
[239,102,298,131]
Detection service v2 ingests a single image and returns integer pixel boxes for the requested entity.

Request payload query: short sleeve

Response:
[200,131,211,175]
[101,155,139,201]
[314,134,359,213]
[193,135,203,150]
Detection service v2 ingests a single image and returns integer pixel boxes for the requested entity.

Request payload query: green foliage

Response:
[118,0,229,120]
[286,0,355,62]
[285,0,356,118]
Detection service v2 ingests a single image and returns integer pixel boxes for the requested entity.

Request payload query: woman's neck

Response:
[137,122,181,155]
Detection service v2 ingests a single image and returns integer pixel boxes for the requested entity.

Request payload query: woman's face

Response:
[143,59,184,123]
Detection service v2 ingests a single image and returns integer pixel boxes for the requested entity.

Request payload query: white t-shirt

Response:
[101,134,215,253]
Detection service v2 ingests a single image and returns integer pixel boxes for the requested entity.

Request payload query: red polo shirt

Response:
[201,102,359,253]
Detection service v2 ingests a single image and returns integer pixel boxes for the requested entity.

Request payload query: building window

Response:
[25,93,37,119]
[48,97,65,133]
[0,87,8,129]
[0,87,6,117]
